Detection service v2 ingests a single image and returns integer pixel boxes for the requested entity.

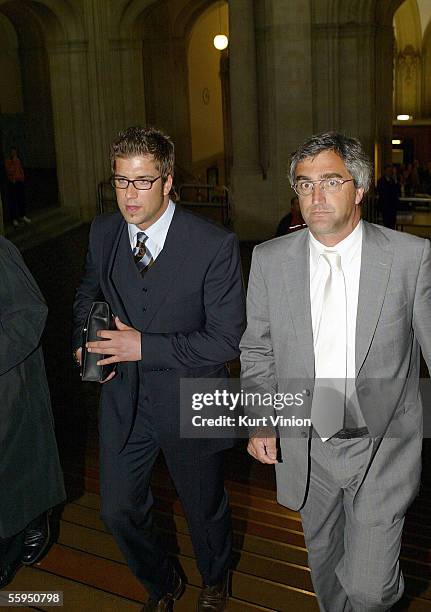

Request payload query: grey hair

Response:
[289,132,373,192]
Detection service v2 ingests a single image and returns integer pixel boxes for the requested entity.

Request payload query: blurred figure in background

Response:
[410,161,420,194]
[275,196,307,236]
[423,161,431,195]
[4,147,31,228]
[377,164,400,229]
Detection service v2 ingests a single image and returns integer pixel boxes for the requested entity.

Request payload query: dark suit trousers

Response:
[99,394,232,599]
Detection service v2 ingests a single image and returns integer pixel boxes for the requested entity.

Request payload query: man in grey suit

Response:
[240,132,431,611]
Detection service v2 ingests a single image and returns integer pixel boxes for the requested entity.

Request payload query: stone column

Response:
[312,17,395,183]
[376,25,396,169]
[48,41,98,220]
[228,0,314,239]
[19,44,56,169]
[268,0,313,226]
[171,34,192,172]
[228,0,267,239]
[228,0,260,174]
[109,38,146,131]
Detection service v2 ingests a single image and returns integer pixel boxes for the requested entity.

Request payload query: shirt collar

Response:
[309,219,363,267]
[128,200,175,248]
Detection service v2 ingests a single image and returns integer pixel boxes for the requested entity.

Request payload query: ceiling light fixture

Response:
[214,34,228,50]
[213,3,228,50]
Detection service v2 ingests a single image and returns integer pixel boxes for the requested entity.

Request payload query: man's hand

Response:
[247,435,278,464]
[86,316,142,365]
[75,346,116,383]
[74,347,82,366]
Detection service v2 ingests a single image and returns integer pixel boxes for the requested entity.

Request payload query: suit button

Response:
[305,389,311,396]
[301,431,308,438]
[142,287,147,292]
[143,306,147,312]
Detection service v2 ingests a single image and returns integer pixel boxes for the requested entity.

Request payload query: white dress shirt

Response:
[309,220,366,428]
[128,200,175,260]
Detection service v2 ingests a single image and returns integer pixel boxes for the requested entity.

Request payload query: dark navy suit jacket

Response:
[72,205,246,454]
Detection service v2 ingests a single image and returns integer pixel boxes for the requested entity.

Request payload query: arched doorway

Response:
[117,0,231,224]
[0,0,95,236]
[0,1,58,227]
[187,1,229,186]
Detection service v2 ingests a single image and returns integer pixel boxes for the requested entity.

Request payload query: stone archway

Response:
[117,0,192,170]
[183,1,229,184]
[0,0,101,229]
[115,0,229,178]
[0,3,58,228]
[311,0,405,172]
[224,0,408,239]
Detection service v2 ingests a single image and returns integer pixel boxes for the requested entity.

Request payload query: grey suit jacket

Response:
[240,221,431,526]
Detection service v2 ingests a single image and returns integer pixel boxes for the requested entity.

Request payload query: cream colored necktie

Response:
[311,250,347,440]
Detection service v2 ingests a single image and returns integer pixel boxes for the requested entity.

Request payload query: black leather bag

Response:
[81,301,116,382]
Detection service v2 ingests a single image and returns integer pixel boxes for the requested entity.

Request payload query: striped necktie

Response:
[133,231,154,275]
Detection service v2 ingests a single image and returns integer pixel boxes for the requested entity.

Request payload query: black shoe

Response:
[0,559,22,589]
[20,512,50,566]
[197,573,229,611]
[141,568,184,611]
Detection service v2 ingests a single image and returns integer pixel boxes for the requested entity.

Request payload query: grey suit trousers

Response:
[299,436,404,612]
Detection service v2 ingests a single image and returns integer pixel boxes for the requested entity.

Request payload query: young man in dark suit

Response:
[72,127,245,611]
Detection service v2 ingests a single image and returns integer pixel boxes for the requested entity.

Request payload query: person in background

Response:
[409,161,420,194]
[275,196,307,236]
[4,147,31,228]
[377,163,400,229]
[0,237,65,588]
[423,161,431,195]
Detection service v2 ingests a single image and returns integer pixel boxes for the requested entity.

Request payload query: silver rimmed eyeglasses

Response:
[111,176,161,190]
[292,178,354,196]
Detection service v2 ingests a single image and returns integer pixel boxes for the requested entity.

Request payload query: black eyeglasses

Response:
[111,176,161,190]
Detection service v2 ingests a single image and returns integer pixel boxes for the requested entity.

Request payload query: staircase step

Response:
[62,496,431,605]
[4,207,82,251]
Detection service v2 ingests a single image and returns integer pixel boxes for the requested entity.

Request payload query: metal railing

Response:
[399,196,431,211]
[98,181,116,215]
[178,184,231,227]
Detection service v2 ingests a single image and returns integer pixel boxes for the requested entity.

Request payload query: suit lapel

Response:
[101,217,132,323]
[355,222,393,376]
[283,231,315,378]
